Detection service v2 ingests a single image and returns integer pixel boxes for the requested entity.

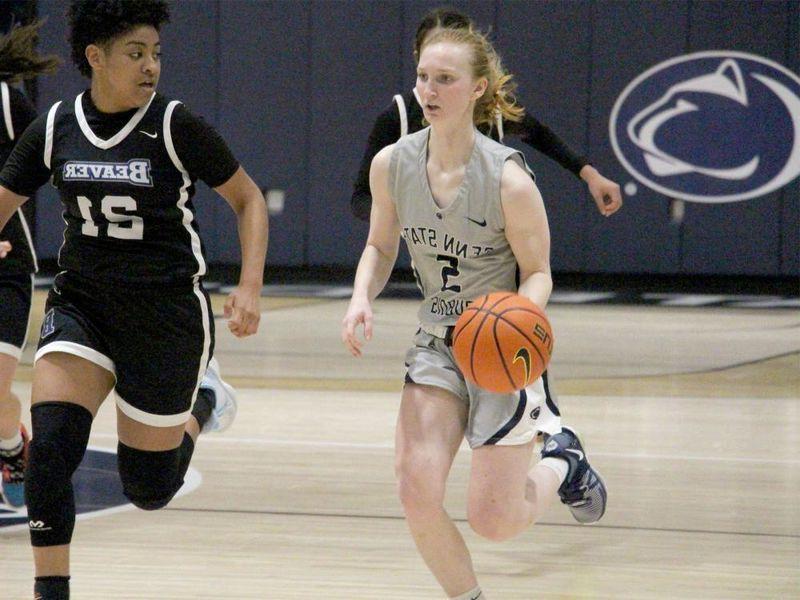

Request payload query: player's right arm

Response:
[350,102,402,222]
[342,144,401,356]
[0,111,50,232]
[0,90,41,254]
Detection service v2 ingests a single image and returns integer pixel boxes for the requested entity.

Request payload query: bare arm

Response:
[0,186,29,259]
[342,144,401,356]
[501,161,552,310]
[214,167,268,338]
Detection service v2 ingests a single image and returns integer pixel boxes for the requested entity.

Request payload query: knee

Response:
[27,402,93,484]
[467,499,519,542]
[117,443,182,511]
[394,454,446,519]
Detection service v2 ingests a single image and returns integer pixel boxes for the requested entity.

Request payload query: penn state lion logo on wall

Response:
[610,51,800,203]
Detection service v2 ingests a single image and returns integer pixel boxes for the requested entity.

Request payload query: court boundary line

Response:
[163,506,800,540]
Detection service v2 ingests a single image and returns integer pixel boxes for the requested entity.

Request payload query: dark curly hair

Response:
[68,0,170,78]
[413,7,472,62]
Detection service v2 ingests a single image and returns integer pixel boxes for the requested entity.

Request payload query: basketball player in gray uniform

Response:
[342,27,607,600]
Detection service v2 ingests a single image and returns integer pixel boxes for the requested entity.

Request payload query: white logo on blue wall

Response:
[610,51,800,203]
[1,447,200,532]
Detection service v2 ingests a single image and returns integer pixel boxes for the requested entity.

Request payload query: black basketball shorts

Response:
[36,271,214,427]
[0,273,34,359]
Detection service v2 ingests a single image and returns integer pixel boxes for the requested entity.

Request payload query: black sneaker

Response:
[541,426,607,524]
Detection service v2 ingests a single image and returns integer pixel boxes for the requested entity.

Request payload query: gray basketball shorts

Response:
[404,330,562,449]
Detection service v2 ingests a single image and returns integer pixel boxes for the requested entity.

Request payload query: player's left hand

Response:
[582,167,623,217]
[224,284,261,338]
[0,241,11,259]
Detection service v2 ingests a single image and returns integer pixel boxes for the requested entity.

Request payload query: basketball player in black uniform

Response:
[350,8,623,222]
[0,3,267,599]
[0,21,60,508]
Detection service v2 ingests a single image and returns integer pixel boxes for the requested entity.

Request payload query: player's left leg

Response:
[111,283,231,510]
[115,359,236,511]
[467,441,561,541]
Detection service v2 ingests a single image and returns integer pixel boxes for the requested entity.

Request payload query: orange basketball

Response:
[451,292,554,393]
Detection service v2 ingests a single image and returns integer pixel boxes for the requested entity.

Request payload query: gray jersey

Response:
[389,127,534,326]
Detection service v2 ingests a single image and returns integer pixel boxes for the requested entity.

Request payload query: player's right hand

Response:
[0,241,11,259]
[341,296,373,357]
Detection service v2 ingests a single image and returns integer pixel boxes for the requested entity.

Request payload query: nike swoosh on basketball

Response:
[139,130,158,139]
[466,216,487,227]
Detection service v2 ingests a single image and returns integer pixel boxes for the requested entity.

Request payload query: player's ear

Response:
[85,44,104,72]
[473,77,488,100]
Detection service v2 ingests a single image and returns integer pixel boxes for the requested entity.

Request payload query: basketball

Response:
[451,292,554,393]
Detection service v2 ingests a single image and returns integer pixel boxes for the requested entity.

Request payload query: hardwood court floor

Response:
[3,292,799,599]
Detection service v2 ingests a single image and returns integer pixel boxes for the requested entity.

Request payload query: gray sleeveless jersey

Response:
[389,127,535,326]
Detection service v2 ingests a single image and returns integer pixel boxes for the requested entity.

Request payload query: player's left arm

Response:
[500,160,552,310]
[171,104,267,338]
[214,167,268,338]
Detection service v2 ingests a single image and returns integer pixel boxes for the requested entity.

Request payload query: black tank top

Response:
[0,81,37,274]
[46,92,207,285]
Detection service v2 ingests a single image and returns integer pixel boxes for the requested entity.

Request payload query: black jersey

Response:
[0,91,239,286]
[0,81,38,274]
[350,89,589,221]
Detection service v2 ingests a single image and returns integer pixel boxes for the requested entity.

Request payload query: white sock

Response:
[0,429,23,453]
[451,586,485,600]
[539,457,569,485]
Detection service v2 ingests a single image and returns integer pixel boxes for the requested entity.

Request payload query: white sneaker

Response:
[199,358,237,433]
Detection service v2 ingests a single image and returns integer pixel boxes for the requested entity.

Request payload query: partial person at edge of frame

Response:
[350,7,622,222]
[0,19,60,510]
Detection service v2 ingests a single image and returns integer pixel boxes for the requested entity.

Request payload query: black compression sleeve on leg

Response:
[117,433,194,511]
[26,402,93,547]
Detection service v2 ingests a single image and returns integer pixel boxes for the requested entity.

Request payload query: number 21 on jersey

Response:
[77,195,144,240]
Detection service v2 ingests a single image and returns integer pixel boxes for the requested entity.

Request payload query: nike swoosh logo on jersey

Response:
[139,130,158,139]
[466,216,487,227]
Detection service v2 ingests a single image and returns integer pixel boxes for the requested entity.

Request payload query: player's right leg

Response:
[28,274,117,599]
[395,382,475,598]
[27,353,114,600]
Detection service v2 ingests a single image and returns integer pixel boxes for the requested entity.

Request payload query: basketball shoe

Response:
[198,358,238,433]
[0,424,29,507]
[541,426,607,524]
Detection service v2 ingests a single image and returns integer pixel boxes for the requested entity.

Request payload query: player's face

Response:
[416,42,485,124]
[94,25,161,110]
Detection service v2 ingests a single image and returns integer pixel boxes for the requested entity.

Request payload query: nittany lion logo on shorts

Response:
[610,51,800,203]
[1,447,200,532]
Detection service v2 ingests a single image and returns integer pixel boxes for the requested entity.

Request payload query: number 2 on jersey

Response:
[77,195,144,240]
[437,254,462,293]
